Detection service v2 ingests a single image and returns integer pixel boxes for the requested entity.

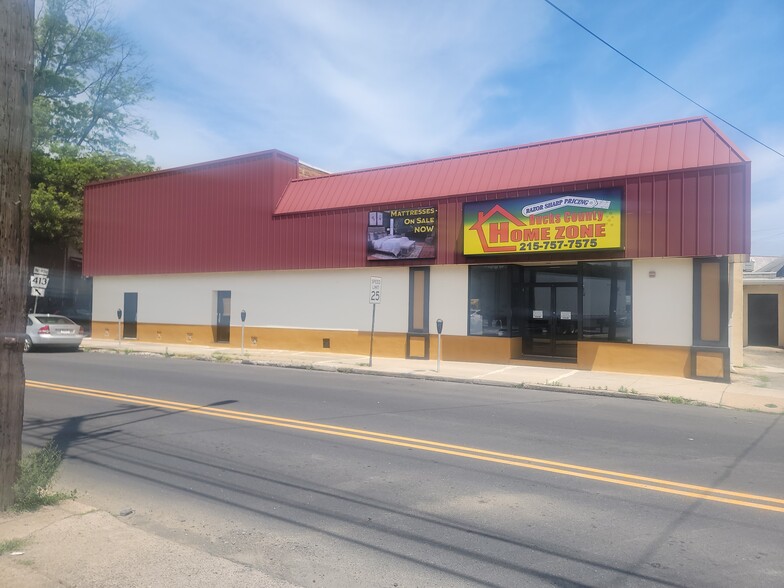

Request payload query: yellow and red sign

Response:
[463,189,623,255]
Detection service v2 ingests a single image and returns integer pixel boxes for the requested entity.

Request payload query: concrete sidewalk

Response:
[79,339,784,413]
[0,501,297,588]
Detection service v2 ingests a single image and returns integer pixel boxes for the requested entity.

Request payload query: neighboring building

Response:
[744,256,784,347]
[26,242,92,331]
[84,117,751,381]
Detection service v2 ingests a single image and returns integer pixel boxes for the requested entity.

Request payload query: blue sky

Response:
[113,0,784,254]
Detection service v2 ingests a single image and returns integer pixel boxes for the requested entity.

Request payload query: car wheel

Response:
[23,336,33,352]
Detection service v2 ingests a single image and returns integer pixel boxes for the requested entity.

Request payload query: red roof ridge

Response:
[86,148,299,189]
[286,116,734,185]
[699,117,750,162]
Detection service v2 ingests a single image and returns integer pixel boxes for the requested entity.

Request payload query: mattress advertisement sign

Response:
[367,208,437,260]
[463,189,622,256]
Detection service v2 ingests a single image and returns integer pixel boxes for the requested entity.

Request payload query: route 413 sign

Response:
[30,275,49,288]
[30,266,50,298]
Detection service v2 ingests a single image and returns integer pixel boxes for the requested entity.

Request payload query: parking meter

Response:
[116,308,122,320]
[436,319,443,372]
[240,309,247,353]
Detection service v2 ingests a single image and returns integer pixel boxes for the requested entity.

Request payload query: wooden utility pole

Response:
[0,0,35,510]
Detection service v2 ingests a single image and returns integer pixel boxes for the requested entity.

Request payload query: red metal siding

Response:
[84,151,300,276]
[84,124,752,277]
[667,175,683,256]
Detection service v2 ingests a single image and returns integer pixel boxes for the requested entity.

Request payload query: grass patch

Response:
[754,375,770,388]
[659,395,708,407]
[0,538,26,555]
[765,403,779,409]
[13,441,75,512]
[618,385,638,394]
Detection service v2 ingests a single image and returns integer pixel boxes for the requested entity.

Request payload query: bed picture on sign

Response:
[367,207,437,260]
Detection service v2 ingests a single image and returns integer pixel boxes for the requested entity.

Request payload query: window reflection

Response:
[581,261,631,342]
[468,265,514,337]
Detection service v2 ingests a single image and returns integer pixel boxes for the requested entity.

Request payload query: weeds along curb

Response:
[84,346,737,407]
[12,442,76,512]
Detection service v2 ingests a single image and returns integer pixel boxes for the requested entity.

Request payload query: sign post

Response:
[30,267,49,313]
[369,277,382,367]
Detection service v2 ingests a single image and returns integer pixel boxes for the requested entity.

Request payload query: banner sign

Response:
[463,189,622,255]
[367,207,437,260]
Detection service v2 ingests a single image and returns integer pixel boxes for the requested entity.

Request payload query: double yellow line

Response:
[26,379,784,513]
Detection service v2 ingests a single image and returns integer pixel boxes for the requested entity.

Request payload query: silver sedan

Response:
[25,314,84,351]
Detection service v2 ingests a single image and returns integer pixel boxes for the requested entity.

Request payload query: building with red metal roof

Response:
[84,117,750,380]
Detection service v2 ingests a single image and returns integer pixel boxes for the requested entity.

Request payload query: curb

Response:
[83,346,682,406]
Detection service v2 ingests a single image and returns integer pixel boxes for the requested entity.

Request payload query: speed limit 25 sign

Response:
[369,277,382,304]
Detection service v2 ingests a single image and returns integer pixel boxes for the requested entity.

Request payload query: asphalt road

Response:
[21,351,784,587]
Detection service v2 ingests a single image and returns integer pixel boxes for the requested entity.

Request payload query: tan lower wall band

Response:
[92,321,693,378]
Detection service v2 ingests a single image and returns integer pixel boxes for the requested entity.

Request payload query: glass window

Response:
[693,258,728,347]
[699,261,721,342]
[581,261,631,342]
[36,316,76,325]
[468,266,512,337]
[409,267,429,333]
[522,266,578,284]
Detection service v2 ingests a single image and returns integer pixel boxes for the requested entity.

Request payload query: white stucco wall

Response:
[632,258,693,346]
[95,265,472,337]
[93,267,414,333]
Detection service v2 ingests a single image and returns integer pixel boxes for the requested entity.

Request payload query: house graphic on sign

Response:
[468,204,526,254]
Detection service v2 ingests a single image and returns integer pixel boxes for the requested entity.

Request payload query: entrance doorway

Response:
[123,292,138,339]
[748,294,778,346]
[521,266,578,360]
[523,284,578,359]
[215,290,231,343]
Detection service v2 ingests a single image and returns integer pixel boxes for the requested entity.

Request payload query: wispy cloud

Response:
[116,0,784,253]
[122,0,554,169]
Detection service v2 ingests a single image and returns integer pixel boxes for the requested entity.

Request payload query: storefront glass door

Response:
[528,286,552,356]
[553,285,578,358]
[521,266,578,360]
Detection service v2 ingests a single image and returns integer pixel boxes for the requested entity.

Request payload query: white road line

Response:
[547,369,578,384]
[474,366,514,379]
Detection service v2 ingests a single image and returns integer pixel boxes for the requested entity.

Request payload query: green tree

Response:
[31,0,158,250]
[34,0,156,154]
[30,148,155,249]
